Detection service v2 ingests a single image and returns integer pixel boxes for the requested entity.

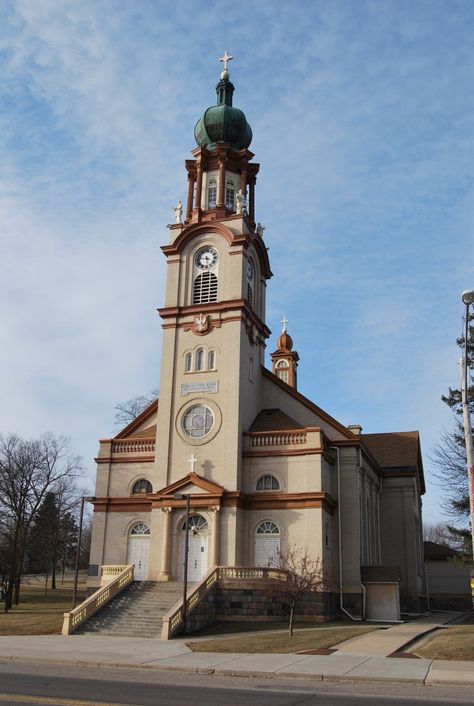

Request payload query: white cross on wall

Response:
[188,454,198,473]
[219,51,233,70]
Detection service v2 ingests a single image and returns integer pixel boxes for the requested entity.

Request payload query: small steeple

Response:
[271,317,299,389]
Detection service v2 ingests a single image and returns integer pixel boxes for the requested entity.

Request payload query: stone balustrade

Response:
[244,428,322,452]
[111,438,155,455]
[61,565,134,635]
[161,566,288,640]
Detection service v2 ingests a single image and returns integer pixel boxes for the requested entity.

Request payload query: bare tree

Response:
[0,433,82,611]
[423,522,454,546]
[114,389,158,428]
[276,546,329,637]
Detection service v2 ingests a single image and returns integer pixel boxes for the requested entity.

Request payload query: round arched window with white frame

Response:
[182,404,214,438]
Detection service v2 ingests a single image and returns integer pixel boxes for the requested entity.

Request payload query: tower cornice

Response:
[162,221,272,280]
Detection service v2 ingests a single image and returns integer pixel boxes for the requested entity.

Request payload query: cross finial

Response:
[219,51,233,71]
[281,316,288,333]
[188,454,197,473]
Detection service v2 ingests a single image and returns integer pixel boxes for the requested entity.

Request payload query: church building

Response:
[88,55,426,622]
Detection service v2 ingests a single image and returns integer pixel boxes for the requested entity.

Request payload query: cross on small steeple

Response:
[281,316,288,333]
[188,454,198,473]
[219,51,233,71]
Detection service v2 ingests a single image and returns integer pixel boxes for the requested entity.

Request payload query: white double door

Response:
[127,537,150,581]
[255,537,280,567]
[179,532,208,582]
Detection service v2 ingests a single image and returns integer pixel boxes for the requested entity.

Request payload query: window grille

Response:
[193,272,218,304]
[131,479,152,495]
[185,353,192,372]
[208,350,216,370]
[225,186,234,209]
[196,348,204,371]
[182,514,208,531]
[256,475,280,491]
[256,521,279,535]
[130,522,151,535]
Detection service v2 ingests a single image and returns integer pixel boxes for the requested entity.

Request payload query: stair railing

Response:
[161,566,219,640]
[62,564,134,635]
[161,566,289,640]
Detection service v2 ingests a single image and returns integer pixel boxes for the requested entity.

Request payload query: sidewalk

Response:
[0,614,472,686]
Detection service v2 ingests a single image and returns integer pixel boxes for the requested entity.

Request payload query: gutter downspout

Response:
[330,445,361,621]
[377,475,383,565]
[357,448,366,620]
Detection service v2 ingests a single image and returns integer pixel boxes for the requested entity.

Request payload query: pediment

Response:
[155,472,224,499]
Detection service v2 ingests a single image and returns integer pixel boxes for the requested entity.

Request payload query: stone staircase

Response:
[75,581,184,638]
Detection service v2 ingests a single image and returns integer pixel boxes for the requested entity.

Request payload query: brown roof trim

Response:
[262,367,356,440]
[113,399,158,440]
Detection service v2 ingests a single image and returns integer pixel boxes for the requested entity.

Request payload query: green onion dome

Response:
[194,70,252,152]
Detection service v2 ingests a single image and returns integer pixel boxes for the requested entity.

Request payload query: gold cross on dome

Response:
[281,316,288,333]
[219,51,233,71]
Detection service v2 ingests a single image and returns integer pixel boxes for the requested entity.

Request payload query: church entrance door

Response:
[127,522,151,581]
[255,521,280,567]
[178,514,209,582]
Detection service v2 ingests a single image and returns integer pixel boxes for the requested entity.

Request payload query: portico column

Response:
[159,506,172,580]
[248,175,256,227]
[186,172,195,222]
[195,161,203,210]
[210,506,220,567]
[217,157,226,207]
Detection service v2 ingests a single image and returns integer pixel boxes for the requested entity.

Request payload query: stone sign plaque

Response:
[180,381,219,396]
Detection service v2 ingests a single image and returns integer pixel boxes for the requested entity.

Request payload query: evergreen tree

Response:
[431,308,473,556]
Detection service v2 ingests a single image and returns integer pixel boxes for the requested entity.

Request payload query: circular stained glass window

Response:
[182,404,214,438]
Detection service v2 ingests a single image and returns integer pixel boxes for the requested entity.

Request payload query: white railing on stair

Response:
[61,564,134,635]
[161,566,288,640]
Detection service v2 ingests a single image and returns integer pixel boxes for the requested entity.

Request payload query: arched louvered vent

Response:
[193,272,218,304]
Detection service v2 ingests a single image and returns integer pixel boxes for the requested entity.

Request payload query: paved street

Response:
[0,660,474,706]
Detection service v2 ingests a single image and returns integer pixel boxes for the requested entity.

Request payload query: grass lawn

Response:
[414,625,474,661]
[0,573,87,636]
[187,624,379,653]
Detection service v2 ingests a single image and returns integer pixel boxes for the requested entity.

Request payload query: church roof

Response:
[250,409,305,432]
[424,541,460,561]
[361,431,425,493]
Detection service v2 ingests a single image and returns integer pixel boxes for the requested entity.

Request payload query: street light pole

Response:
[460,290,474,566]
[72,495,95,608]
[181,494,191,632]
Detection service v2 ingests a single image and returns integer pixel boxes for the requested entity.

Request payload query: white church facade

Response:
[88,56,426,620]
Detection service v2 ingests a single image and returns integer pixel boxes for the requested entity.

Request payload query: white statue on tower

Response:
[173,200,183,224]
[235,189,247,215]
[256,222,265,237]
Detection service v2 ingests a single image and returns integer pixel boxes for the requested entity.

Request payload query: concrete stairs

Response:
[75,581,184,638]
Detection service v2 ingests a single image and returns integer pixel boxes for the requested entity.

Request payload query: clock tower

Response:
[153,56,272,566]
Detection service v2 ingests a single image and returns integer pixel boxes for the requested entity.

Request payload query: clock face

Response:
[246,260,254,281]
[195,247,218,270]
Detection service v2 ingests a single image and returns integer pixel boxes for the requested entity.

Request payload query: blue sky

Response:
[1,0,473,524]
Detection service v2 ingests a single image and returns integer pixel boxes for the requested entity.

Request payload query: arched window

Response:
[256,475,280,491]
[130,522,151,535]
[225,179,235,209]
[182,514,208,532]
[256,521,280,534]
[208,350,216,370]
[193,272,218,304]
[131,479,152,495]
[195,348,205,371]
[185,352,192,372]
[207,177,217,208]
[276,359,289,383]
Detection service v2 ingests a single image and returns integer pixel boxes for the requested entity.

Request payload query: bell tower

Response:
[271,318,299,389]
[155,55,272,517]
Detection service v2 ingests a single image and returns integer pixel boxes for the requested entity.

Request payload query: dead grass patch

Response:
[0,574,86,636]
[414,626,474,661]
[187,625,379,653]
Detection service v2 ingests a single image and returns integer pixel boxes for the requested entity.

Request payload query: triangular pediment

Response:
[155,472,224,499]
[114,399,158,440]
